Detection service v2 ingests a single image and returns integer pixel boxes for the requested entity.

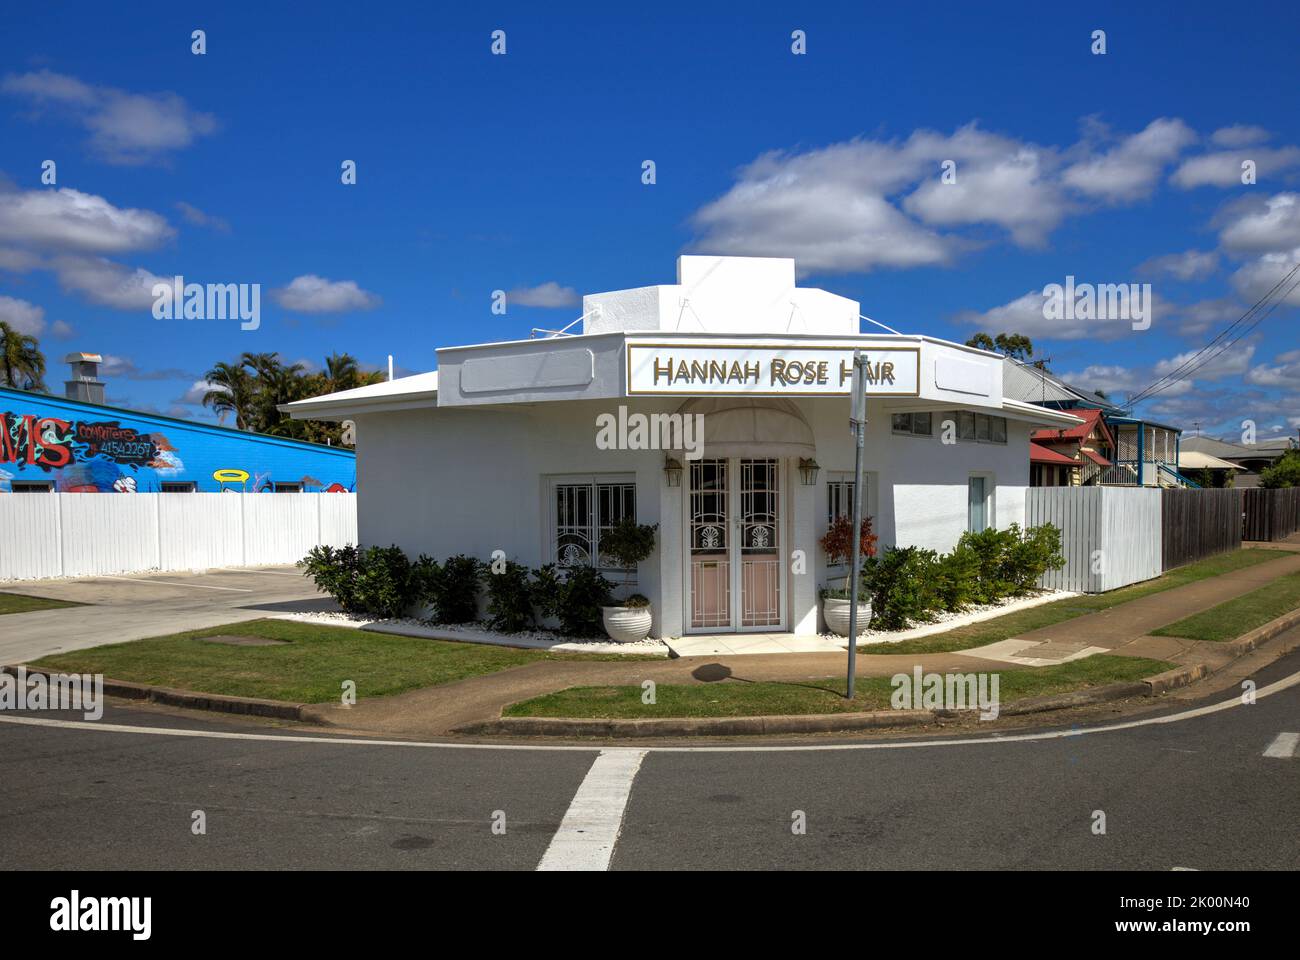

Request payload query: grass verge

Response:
[1151,570,1300,642]
[856,548,1284,656]
[0,591,81,616]
[503,654,1173,719]
[32,618,658,703]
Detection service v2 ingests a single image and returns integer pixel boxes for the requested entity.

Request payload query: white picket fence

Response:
[1026,486,1163,593]
[0,493,357,580]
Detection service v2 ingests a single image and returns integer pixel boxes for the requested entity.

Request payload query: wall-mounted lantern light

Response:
[664,457,683,487]
[798,457,820,486]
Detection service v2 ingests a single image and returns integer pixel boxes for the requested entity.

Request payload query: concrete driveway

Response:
[0,566,336,663]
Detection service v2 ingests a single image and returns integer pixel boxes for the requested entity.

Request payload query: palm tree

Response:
[201,361,256,430]
[0,321,47,391]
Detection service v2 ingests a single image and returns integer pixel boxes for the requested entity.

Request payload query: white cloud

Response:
[272,275,381,313]
[177,379,221,405]
[689,118,1207,275]
[1055,363,1152,397]
[2,69,217,164]
[0,246,40,272]
[0,187,173,254]
[1138,249,1219,281]
[1211,125,1271,147]
[174,201,230,233]
[1169,297,1243,337]
[1230,249,1300,307]
[0,294,45,335]
[690,141,953,273]
[1061,118,1196,202]
[955,286,1166,341]
[50,319,75,339]
[1246,352,1300,387]
[1218,193,1300,255]
[98,355,196,381]
[1153,340,1257,382]
[903,145,1069,246]
[506,281,580,308]
[52,255,169,310]
[1171,147,1300,188]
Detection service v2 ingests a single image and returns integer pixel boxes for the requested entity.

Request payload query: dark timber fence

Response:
[1242,487,1300,542]
[1161,488,1242,570]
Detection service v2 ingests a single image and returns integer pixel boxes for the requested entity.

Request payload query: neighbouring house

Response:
[1029,408,1115,486]
[1180,434,1300,488]
[1176,448,1244,488]
[0,354,355,494]
[282,254,1081,638]
[1005,358,1191,487]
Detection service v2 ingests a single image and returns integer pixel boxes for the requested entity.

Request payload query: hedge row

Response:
[298,545,622,638]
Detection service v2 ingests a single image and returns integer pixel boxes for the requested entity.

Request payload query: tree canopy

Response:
[965,331,1035,362]
[201,352,382,445]
[0,321,47,392]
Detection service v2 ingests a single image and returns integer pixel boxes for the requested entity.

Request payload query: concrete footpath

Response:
[302,545,1300,737]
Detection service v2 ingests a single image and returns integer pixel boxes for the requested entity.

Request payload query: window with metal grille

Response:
[550,475,637,573]
[160,481,197,493]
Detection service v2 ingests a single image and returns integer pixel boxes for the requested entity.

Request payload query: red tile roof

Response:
[1031,408,1111,444]
[1081,447,1112,467]
[1030,441,1078,465]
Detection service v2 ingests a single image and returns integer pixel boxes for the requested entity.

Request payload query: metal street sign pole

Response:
[847,351,866,700]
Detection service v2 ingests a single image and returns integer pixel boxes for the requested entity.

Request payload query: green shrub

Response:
[299,544,364,613]
[1005,523,1064,593]
[532,563,614,638]
[957,523,1063,603]
[354,545,415,619]
[1260,450,1300,488]
[934,544,979,610]
[862,546,943,630]
[481,559,536,632]
[958,526,1015,602]
[425,554,483,624]
[598,519,658,571]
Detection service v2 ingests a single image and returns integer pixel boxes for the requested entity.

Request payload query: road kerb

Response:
[0,664,307,722]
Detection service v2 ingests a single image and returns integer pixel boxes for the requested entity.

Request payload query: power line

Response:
[1127,259,1300,406]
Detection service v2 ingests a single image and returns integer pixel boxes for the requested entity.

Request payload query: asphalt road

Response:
[1,648,1296,871]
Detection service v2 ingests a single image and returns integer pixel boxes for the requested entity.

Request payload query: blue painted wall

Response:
[0,386,355,493]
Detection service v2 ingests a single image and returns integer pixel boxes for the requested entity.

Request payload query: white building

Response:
[285,256,1078,638]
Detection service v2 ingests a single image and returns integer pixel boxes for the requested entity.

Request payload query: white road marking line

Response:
[1,668,1298,754]
[1263,731,1299,758]
[537,750,646,871]
[95,575,253,593]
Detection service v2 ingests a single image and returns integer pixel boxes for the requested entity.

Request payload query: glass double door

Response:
[687,458,785,632]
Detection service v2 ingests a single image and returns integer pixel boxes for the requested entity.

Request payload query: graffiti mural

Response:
[0,389,355,493]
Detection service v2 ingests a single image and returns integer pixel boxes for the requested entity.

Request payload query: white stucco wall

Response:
[352,395,1032,638]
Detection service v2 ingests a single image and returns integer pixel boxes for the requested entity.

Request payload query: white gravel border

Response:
[272,611,671,657]
[825,589,1078,645]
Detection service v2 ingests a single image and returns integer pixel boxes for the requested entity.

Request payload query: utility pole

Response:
[846,350,867,699]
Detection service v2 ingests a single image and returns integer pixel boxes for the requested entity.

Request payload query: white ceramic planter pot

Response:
[602,605,653,643]
[822,597,872,637]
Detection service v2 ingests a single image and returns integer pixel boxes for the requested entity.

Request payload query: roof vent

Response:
[64,352,106,405]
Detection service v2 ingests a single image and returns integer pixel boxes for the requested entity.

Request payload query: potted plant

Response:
[597,518,658,642]
[818,514,878,637]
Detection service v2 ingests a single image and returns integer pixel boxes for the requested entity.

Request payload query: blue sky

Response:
[1,1,1298,437]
